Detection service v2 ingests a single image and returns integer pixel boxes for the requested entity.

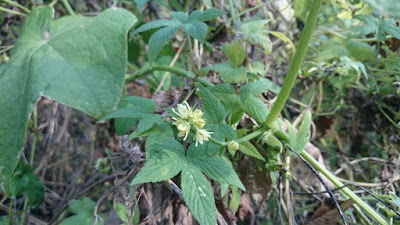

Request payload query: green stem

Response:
[2,0,30,13]
[235,127,267,143]
[301,151,388,225]
[376,103,400,130]
[126,65,213,87]
[9,199,13,225]
[265,0,322,127]
[209,137,228,146]
[0,6,26,16]
[61,0,75,15]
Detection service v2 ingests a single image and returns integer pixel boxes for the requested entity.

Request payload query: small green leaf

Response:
[61,197,101,225]
[148,25,181,63]
[228,186,240,214]
[133,20,179,34]
[131,138,185,185]
[202,62,247,83]
[183,21,208,42]
[187,144,245,190]
[239,20,271,53]
[187,8,226,22]
[115,201,128,223]
[181,165,216,225]
[221,183,230,197]
[222,40,246,68]
[146,122,175,146]
[345,41,375,62]
[378,19,400,41]
[130,114,162,138]
[238,141,265,161]
[197,85,227,124]
[134,0,150,11]
[292,111,312,153]
[270,31,295,51]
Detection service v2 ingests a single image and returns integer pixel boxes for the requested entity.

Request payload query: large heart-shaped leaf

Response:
[0,6,136,178]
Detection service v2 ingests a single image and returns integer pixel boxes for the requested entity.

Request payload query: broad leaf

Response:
[239,80,271,96]
[0,7,136,179]
[181,165,216,225]
[148,25,181,63]
[222,40,246,67]
[170,11,188,23]
[131,138,185,185]
[197,85,227,124]
[239,20,271,53]
[239,94,269,122]
[238,141,265,161]
[202,62,247,83]
[187,144,245,190]
[183,21,208,43]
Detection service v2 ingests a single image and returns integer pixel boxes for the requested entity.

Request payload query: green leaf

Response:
[187,144,245,190]
[270,31,295,51]
[148,25,181,63]
[228,186,240,214]
[222,40,246,67]
[100,96,157,121]
[378,19,400,41]
[197,85,227,124]
[183,21,208,42]
[239,20,271,54]
[61,197,101,225]
[202,62,247,83]
[239,80,271,96]
[239,94,269,122]
[181,165,216,225]
[389,192,400,209]
[133,20,180,34]
[146,122,175,146]
[114,97,138,135]
[345,41,375,62]
[351,15,379,38]
[115,201,128,223]
[131,138,185,185]
[170,11,188,23]
[9,162,44,208]
[135,0,150,11]
[187,8,226,22]
[238,141,265,161]
[293,0,312,22]
[365,0,400,17]
[0,7,136,179]
[291,111,312,153]
[129,114,162,138]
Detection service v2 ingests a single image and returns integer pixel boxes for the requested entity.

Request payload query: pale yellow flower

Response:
[173,119,191,140]
[194,128,213,146]
[172,101,192,119]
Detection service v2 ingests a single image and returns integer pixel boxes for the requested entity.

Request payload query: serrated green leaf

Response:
[181,165,216,225]
[146,122,174,146]
[378,19,400,41]
[285,119,296,144]
[188,8,226,22]
[187,144,245,190]
[222,40,246,68]
[9,162,44,208]
[131,138,185,185]
[183,21,208,42]
[130,114,162,138]
[197,85,227,124]
[238,141,265,161]
[170,11,188,23]
[351,15,379,38]
[208,84,238,104]
[0,7,136,179]
[148,25,181,63]
[61,197,101,225]
[114,97,138,135]
[230,108,244,124]
[345,41,375,62]
[239,80,271,96]
[204,62,247,83]
[239,94,269,122]
[239,20,271,53]
[133,20,179,34]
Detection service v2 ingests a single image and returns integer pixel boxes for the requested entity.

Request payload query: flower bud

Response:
[228,141,239,151]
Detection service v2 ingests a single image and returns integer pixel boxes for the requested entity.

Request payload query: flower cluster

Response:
[172,101,212,146]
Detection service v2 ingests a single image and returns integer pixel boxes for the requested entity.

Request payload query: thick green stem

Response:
[301,151,388,225]
[265,0,322,127]
[0,6,26,16]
